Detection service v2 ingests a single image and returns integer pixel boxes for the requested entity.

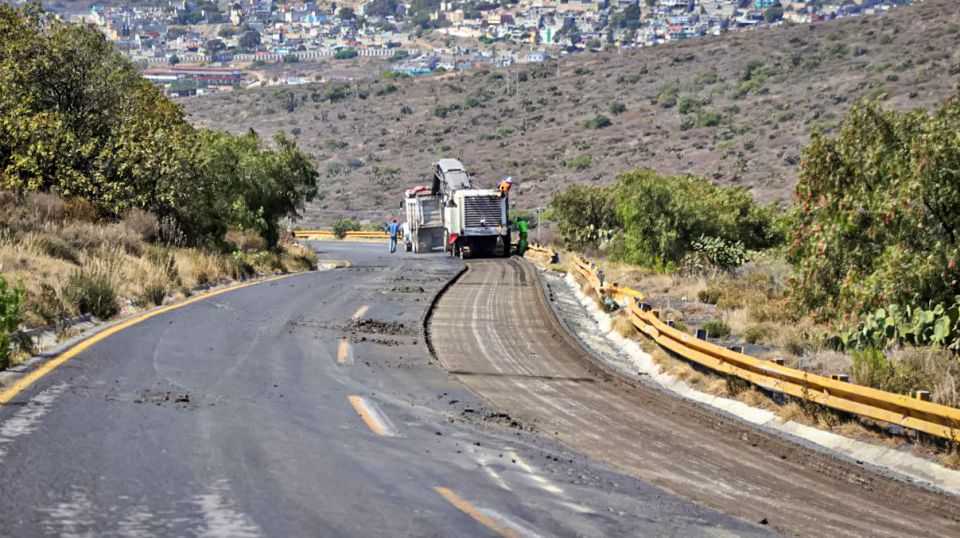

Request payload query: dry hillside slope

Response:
[187,0,960,225]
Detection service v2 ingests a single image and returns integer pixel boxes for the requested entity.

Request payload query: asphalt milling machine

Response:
[404,159,510,258]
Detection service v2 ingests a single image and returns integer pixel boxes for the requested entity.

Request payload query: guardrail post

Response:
[640,303,652,312]
[667,321,676,328]
[728,346,744,354]
[597,269,605,288]
[830,374,850,382]
[650,310,660,319]
[695,328,707,340]
[770,358,785,366]
[914,390,931,401]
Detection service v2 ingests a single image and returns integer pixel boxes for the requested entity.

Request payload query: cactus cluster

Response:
[835,300,960,351]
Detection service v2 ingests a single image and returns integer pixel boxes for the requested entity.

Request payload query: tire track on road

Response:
[428,258,960,537]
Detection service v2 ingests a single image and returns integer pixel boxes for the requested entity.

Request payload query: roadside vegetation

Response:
[550,95,960,460]
[0,6,319,366]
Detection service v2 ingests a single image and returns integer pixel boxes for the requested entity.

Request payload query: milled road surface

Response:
[428,258,960,538]
[0,242,769,537]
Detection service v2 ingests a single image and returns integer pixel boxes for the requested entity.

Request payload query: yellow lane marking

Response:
[0,273,299,406]
[351,305,368,321]
[347,395,393,437]
[434,487,521,538]
[337,339,353,365]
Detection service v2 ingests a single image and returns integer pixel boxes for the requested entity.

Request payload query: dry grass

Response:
[1,193,316,331]
[612,314,637,338]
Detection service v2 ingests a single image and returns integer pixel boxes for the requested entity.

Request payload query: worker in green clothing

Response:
[516,217,529,256]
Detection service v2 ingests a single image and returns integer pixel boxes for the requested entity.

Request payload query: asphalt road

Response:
[0,241,769,537]
[428,258,960,538]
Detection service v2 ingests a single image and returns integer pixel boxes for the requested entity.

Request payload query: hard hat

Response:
[392,218,397,222]
[505,176,513,183]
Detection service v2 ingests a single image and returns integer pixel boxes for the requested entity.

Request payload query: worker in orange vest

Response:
[497,176,513,198]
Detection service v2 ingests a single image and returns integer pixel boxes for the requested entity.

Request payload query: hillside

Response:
[186,0,960,225]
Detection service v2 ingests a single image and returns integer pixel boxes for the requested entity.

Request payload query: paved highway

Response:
[0,242,768,537]
[429,258,960,538]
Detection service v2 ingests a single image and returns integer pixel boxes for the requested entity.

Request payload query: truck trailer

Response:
[431,159,509,258]
[403,185,444,253]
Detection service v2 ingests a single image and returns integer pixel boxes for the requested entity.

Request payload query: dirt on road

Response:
[427,258,960,537]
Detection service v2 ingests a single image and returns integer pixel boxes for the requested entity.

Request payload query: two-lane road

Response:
[0,242,768,537]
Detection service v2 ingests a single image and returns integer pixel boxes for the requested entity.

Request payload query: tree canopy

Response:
[0,5,319,248]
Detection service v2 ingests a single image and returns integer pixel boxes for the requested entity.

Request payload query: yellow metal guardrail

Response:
[569,254,960,441]
[294,230,394,240]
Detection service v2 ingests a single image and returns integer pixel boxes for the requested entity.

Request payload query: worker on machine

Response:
[497,176,513,198]
[385,217,401,253]
[516,217,528,256]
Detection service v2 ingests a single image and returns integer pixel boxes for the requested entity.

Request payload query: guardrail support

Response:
[770,358,785,366]
[830,374,850,382]
[667,321,676,328]
[728,346,743,354]
[914,390,931,401]
[695,328,707,340]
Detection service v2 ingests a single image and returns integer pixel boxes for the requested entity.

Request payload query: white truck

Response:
[431,159,510,258]
[403,185,444,253]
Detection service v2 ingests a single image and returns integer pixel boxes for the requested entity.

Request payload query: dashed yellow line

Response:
[351,305,369,321]
[0,273,299,406]
[347,395,392,437]
[337,339,353,365]
[434,487,521,538]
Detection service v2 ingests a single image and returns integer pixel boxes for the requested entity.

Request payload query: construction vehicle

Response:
[403,185,444,252]
[431,159,509,258]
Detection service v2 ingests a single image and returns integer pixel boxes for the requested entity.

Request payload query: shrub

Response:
[334,48,358,60]
[609,101,626,115]
[697,288,721,305]
[614,169,781,267]
[141,284,166,307]
[564,154,592,170]
[323,84,351,102]
[551,185,619,250]
[0,274,26,369]
[581,114,612,129]
[124,208,159,242]
[703,320,731,339]
[64,270,118,319]
[790,97,960,319]
[743,325,768,344]
[331,219,361,239]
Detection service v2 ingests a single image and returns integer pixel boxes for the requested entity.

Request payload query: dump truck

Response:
[431,159,509,258]
[403,185,444,253]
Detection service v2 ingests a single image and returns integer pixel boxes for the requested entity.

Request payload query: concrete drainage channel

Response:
[540,269,960,497]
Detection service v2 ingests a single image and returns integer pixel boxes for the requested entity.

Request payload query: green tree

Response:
[790,98,960,318]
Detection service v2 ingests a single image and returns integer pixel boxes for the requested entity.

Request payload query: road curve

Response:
[428,258,960,537]
[0,242,768,537]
